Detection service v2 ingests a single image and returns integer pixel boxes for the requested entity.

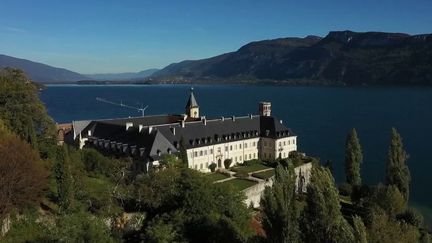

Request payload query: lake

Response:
[40,84,432,223]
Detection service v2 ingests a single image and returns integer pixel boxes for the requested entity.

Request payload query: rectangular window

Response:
[200,163,203,169]
[194,165,198,169]
[210,149,213,154]
[293,139,296,144]
[225,146,228,152]
[194,151,198,157]
[239,144,242,149]
[245,143,248,148]
[235,157,237,162]
[288,140,291,145]
[204,150,207,155]
[240,156,242,161]
[249,154,251,159]
[200,151,203,156]
[230,145,233,151]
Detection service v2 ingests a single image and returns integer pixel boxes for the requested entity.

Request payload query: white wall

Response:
[187,137,260,172]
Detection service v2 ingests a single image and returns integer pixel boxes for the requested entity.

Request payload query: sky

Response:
[0,0,431,74]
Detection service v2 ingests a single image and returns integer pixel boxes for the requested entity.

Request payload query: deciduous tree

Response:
[385,128,410,203]
[0,125,47,218]
[301,166,354,243]
[261,165,300,243]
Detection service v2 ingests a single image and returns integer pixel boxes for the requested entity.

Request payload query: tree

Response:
[0,127,47,219]
[134,167,254,242]
[385,128,410,203]
[54,145,73,211]
[0,68,56,144]
[367,209,419,243]
[374,184,406,217]
[224,159,232,169]
[345,128,363,186]
[301,166,354,243]
[261,165,300,243]
[178,136,188,167]
[352,216,368,243]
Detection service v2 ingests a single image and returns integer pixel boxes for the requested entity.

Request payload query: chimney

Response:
[232,116,235,122]
[181,120,185,128]
[221,116,225,121]
[148,126,153,134]
[201,116,207,126]
[88,129,92,136]
[249,114,253,119]
[139,124,144,132]
[259,102,271,117]
[126,122,133,130]
[170,126,176,135]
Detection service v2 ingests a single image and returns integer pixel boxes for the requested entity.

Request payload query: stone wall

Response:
[243,162,312,207]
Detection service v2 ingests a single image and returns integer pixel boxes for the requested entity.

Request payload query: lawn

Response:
[221,178,257,191]
[252,169,275,180]
[230,163,270,173]
[206,172,230,182]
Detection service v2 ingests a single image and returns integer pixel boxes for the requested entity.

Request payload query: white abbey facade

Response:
[64,89,298,172]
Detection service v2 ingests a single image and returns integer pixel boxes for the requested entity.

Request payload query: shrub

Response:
[209,163,217,172]
[224,159,232,169]
[397,208,424,227]
[338,183,353,196]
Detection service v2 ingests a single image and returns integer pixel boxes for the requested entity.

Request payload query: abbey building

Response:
[62,89,297,172]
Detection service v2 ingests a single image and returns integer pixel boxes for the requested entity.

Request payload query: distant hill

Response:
[0,54,87,83]
[86,68,159,81]
[152,31,432,85]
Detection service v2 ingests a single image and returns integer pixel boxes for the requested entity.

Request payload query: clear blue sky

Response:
[1,0,431,74]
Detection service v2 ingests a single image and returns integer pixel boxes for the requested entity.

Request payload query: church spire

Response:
[185,87,200,118]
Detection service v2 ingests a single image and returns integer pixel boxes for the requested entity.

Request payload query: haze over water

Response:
[40,84,432,223]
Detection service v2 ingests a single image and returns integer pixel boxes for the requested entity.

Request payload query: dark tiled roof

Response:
[156,115,295,149]
[80,114,295,158]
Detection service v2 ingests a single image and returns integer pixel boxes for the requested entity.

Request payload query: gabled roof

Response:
[185,89,199,108]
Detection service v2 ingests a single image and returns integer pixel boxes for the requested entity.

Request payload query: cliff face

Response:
[153,31,432,85]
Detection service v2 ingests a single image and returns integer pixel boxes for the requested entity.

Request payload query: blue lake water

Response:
[40,84,432,222]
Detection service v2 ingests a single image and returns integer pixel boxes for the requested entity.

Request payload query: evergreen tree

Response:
[345,128,363,186]
[55,145,73,211]
[178,136,188,167]
[385,128,410,203]
[352,216,368,243]
[261,165,300,243]
[301,166,354,243]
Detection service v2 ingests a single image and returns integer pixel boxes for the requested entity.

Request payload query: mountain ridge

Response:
[152,30,432,85]
[0,54,88,83]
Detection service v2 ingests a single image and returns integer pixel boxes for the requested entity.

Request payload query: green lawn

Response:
[206,172,230,182]
[221,178,257,191]
[230,163,270,173]
[252,169,275,180]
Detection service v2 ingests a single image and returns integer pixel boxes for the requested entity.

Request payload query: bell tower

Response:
[259,102,271,116]
[185,87,200,118]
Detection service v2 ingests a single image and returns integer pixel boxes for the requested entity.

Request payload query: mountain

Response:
[86,68,159,81]
[0,54,87,83]
[152,31,432,85]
